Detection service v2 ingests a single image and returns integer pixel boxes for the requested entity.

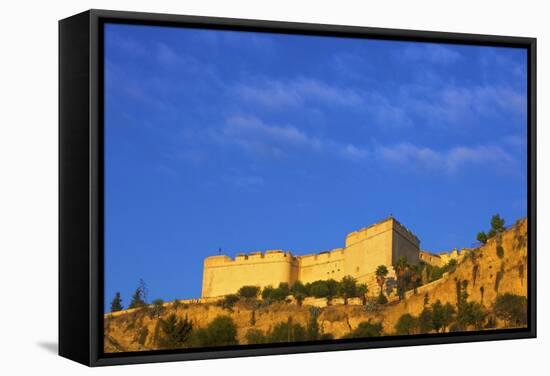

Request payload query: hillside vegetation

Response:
[104,218,528,352]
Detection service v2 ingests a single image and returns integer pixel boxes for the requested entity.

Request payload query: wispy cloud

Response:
[213,115,323,157]
[375,142,518,174]
[402,44,462,64]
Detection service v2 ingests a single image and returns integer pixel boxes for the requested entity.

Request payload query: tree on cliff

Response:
[269,318,307,343]
[357,283,368,305]
[110,292,123,312]
[238,285,260,299]
[432,300,455,333]
[375,265,389,300]
[477,214,506,244]
[192,315,238,347]
[395,314,419,335]
[338,276,358,305]
[494,293,527,327]
[158,314,193,349]
[343,320,383,338]
[129,280,147,309]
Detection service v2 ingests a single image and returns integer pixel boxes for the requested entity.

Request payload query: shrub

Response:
[158,314,193,349]
[291,280,308,296]
[192,315,238,347]
[395,314,419,335]
[149,299,165,318]
[457,301,486,329]
[310,280,330,298]
[344,321,383,338]
[376,293,388,305]
[219,294,239,310]
[262,286,274,300]
[238,285,260,299]
[245,328,267,344]
[418,307,434,333]
[268,320,307,343]
[494,293,527,327]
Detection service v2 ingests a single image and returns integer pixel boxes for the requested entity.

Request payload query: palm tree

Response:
[375,265,389,297]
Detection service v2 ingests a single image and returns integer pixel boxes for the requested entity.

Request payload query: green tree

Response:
[395,314,419,335]
[128,279,147,308]
[418,307,434,333]
[477,231,488,244]
[345,321,383,338]
[158,314,193,349]
[110,292,123,312]
[219,294,239,310]
[269,319,307,343]
[193,315,238,347]
[431,300,446,332]
[457,301,486,329]
[489,214,506,237]
[238,285,260,299]
[441,302,456,332]
[338,275,358,305]
[357,283,368,305]
[262,285,275,300]
[494,293,527,327]
[310,280,329,298]
[245,328,267,344]
[149,298,165,318]
[291,280,308,296]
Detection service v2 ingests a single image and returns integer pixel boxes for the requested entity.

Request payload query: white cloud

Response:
[374,142,518,174]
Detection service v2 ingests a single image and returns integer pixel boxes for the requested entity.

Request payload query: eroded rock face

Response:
[104,219,528,353]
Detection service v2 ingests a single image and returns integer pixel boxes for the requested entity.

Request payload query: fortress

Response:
[202,217,423,298]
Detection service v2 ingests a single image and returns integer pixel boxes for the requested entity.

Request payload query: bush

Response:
[192,315,238,347]
[268,320,307,343]
[395,314,419,335]
[418,307,434,333]
[291,280,308,296]
[219,294,239,310]
[310,280,329,298]
[457,301,486,329]
[376,293,388,305]
[157,314,193,349]
[494,293,527,327]
[238,285,260,299]
[245,328,267,345]
[149,299,165,318]
[344,321,383,338]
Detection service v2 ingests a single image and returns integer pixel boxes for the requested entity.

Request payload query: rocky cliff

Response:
[104,218,528,353]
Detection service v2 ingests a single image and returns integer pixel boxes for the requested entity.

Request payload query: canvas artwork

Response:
[102,23,528,353]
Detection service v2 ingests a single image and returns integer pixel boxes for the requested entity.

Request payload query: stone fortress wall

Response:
[202,217,430,297]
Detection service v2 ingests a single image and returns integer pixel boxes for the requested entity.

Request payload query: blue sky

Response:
[104,23,527,308]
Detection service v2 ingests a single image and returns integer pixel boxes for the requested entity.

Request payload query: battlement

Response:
[202,217,421,297]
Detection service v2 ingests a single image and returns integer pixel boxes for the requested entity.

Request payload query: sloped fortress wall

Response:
[201,217,421,297]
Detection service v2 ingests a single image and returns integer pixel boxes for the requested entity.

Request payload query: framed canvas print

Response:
[59,9,536,366]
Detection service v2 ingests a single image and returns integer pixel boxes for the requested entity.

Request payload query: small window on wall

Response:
[356,267,360,272]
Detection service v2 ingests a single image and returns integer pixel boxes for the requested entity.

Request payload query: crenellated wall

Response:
[201,217,421,297]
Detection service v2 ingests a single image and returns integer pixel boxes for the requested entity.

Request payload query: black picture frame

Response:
[59,9,537,367]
